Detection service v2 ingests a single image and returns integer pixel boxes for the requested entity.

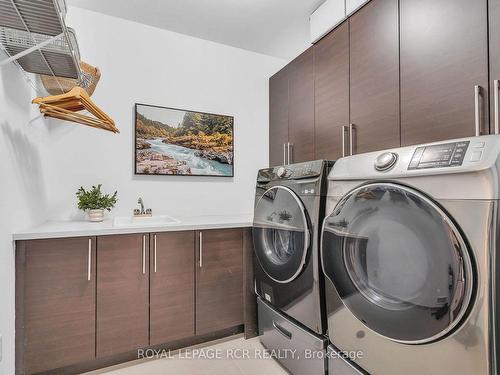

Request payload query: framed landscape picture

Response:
[135,103,234,177]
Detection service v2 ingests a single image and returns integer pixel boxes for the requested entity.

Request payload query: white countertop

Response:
[13,214,254,241]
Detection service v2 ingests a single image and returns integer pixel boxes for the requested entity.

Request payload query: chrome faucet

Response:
[138,197,145,215]
[134,197,152,216]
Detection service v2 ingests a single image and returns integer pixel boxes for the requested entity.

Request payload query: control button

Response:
[473,142,485,149]
[276,166,287,178]
[470,151,483,162]
[375,152,398,171]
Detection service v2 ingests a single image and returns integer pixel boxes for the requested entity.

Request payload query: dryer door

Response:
[321,183,475,344]
[253,186,310,283]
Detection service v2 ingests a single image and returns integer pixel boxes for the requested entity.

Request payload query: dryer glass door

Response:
[253,186,310,283]
[321,183,474,344]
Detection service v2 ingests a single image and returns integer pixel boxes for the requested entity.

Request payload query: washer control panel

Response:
[257,160,331,182]
[408,141,470,170]
[273,162,321,179]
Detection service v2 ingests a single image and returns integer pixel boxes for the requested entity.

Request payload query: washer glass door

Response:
[321,183,474,344]
[253,186,310,283]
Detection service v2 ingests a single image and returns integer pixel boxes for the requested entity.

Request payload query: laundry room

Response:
[0,0,498,374]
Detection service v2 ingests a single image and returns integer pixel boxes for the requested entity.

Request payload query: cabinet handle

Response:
[142,235,146,275]
[494,80,499,135]
[154,234,157,273]
[341,125,349,157]
[87,238,92,281]
[474,85,482,136]
[287,142,292,164]
[199,232,203,268]
[272,321,292,340]
[283,143,287,165]
[349,124,355,156]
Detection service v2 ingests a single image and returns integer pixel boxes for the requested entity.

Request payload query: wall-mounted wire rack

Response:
[0,0,82,94]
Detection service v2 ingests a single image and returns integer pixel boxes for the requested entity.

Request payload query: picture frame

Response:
[135,103,234,177]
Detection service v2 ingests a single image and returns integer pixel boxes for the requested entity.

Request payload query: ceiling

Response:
[67,0,324,59]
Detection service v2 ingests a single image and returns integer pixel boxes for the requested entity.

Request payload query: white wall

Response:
[0,56,51,375]
[46,7,285,220]
[0,7,284,374]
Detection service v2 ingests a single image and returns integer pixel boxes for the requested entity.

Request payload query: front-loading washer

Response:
[253,160,333,374]
[321,135,500,374]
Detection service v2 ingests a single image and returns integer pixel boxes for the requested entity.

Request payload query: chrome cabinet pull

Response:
[199,232,203,268]
[494,80,499,135]
[349,124,355,156]
[341,125,349,157]
[154,234,157,273]
[474,85,482,136]
[87,238,92,281]
[142,235,146,275]
[283,143,287,165]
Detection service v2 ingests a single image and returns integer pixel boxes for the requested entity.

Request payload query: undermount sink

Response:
[113,215,180,228]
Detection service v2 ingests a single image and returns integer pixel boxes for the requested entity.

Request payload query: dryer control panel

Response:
[408,141,470,170]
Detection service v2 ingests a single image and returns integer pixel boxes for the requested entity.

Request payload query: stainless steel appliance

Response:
[253,160,333,374]
[321,135,500,374]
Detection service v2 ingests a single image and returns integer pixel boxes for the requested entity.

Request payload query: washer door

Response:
[321,183,474,344]
[253,186,310,283]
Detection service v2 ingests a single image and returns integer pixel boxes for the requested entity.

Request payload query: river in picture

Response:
[147,139,232,176]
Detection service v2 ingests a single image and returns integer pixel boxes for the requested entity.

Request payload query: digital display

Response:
[408,141,469,170]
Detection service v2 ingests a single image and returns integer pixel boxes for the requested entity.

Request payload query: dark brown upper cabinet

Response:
[400,0,490,146]
[490,0,500,135]
[269,68,289,166]
[97,234,149,358]
[314,22,350,160]
[17,237,96,374]
[195,229,244,335]
[288,47,315,163]
[349,0,400,154]
[150,231,195,345]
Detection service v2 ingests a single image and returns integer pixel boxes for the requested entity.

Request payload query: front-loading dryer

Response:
[321,135,500,374]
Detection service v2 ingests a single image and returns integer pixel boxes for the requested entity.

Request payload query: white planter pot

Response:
[88,209,104,222]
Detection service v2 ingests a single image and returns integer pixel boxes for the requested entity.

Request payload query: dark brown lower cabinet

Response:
[150,231,195,345]
[195,229,244,335]
[16,237,96,374]
[96,234,149,357]
[16,228,249,374]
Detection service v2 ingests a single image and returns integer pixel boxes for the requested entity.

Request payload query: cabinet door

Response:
[289,47,315,163]
[150,231,195,345]
[350,0,400,154]
[490,0,500,133]
[400,0,489,146]
[314,22,350,160]
[269,68,289,166]
[196,229,244,335]
[18,237,96,374]
[97,234,149,357]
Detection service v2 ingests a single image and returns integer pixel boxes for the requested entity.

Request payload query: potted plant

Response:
[76,184,118,222]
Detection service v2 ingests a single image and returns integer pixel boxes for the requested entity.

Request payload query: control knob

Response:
[375,152,398,171]
[276,166,288,178]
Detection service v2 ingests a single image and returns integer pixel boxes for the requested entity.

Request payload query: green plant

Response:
[76,184,118,212]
